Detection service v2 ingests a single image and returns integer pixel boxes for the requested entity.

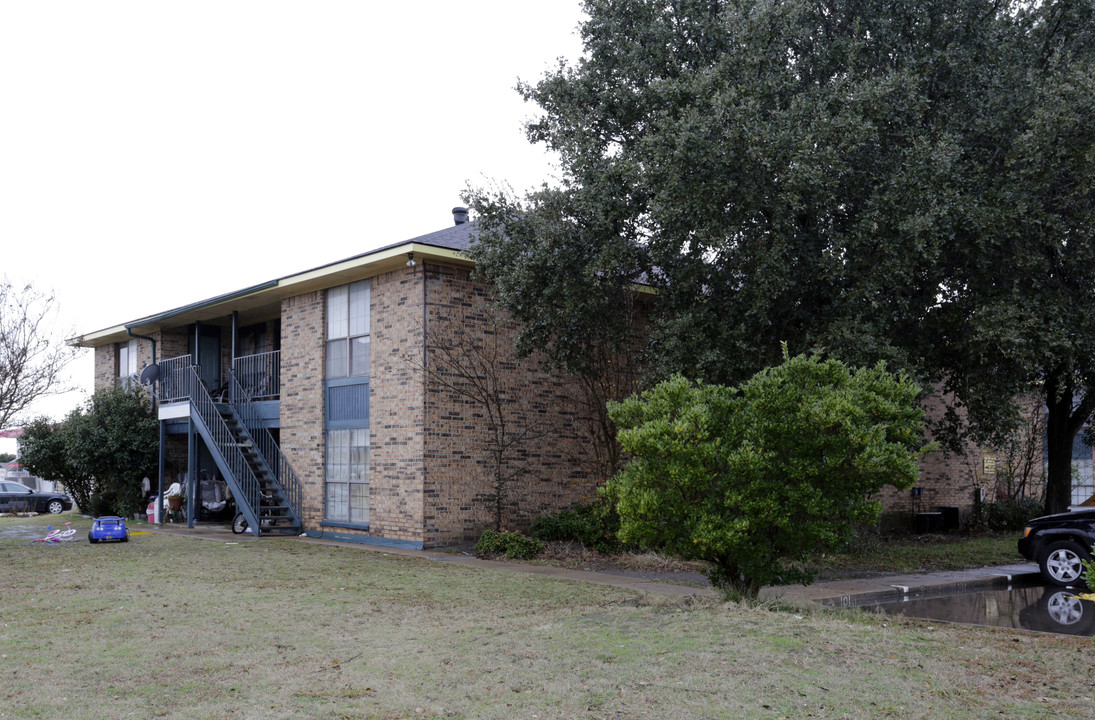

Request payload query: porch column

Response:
[156,419,165,525]
[187,416,197,528]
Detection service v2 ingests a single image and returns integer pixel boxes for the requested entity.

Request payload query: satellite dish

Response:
[139,364,160,386]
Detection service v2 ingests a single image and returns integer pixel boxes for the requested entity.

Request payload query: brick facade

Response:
[86,246,1014,545]
[279,291,326,531]
[93,346,114,388]
[93,336,157,387]
[158,329,190,365]
[420,263,596,545]
[274,262,601,547]
[367,266,427,542]
[878,390,994,529]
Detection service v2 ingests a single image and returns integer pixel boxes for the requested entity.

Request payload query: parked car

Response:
[1019,509,1095,586]
[0,480,72,515]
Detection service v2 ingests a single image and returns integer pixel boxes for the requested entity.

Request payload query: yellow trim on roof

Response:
[69,242,473,348]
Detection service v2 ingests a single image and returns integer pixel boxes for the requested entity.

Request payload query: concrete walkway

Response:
[146,521,1041,605]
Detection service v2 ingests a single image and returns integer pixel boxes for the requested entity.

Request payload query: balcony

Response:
[232,350,280,402]
[158,351,280,404]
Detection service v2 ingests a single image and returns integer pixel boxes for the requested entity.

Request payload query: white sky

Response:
[0,1,586,452]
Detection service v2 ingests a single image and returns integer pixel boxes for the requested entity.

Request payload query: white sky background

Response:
[0,1,586,453]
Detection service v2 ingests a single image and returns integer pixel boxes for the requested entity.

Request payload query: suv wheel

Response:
[1039,540,1091,586]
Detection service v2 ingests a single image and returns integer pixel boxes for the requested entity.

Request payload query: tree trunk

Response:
[1043,373,1095,515]
[1044,398,1074,515]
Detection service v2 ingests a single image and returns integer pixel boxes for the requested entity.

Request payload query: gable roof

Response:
[71,219,477,348]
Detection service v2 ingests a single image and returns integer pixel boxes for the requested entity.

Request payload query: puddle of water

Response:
[1,524,61,541]
[827,582,1095,636]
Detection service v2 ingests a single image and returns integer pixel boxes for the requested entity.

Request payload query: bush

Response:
[973,497,1044,532]
[840,523,885,557]
[529,501,622,554]
[474,529,543,560]
[19,384,157,517]
[88,492,118,518]
[607,351,928,599]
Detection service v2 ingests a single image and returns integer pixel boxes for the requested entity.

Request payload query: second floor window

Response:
[118,339,139,380]
[326,280,370,379]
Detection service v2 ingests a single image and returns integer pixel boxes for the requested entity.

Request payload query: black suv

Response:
[1019,509,1095,586]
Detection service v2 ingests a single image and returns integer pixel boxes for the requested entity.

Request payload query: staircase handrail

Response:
[226,370,303,523]
[171,364,266,533]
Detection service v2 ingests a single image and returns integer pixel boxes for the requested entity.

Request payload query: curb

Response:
[811,567,1042,608]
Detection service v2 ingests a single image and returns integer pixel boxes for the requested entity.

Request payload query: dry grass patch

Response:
[1,514,1091,719]
[534,541,704,573]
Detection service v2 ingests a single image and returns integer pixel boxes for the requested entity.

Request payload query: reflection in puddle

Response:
[824,583,1095,636]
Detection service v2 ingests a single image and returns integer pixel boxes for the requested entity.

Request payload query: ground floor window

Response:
[1072,455,1093,506]
[325,428,369,525]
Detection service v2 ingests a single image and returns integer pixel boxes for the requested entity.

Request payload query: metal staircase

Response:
[224,371,303,532]
[168,363,301,537]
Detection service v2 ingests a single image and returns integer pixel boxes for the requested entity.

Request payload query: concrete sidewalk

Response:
[762,562,1040,605]
[147,521,1040,605]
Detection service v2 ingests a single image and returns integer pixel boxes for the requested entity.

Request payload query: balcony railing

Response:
[232,351,280,402]
[158,355,194,403]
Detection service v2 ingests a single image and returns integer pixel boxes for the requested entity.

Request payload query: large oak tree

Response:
[471,0,1095,513]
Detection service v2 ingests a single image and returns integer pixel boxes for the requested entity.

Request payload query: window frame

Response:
[323,279,371,529]
[117,339,139,382]
[323,427,370,527]
[325,279,370,380]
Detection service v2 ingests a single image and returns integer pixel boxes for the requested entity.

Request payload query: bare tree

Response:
[557,314,645,487]
[0,278,80,429]
[996,397,1047,502]
[405,296,553,531]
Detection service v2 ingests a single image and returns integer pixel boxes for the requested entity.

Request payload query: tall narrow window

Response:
[326,280,370,379]
[325,428,369,524]
[325,279,370,526]
[118,339,138,383]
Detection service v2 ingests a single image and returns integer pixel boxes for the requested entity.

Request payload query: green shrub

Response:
[840,523,885,557]
[974,497,1044,531]
[19,384,157,517]
[529,501,622,554]
[474,529,543,560]
[88,492,118,518]
[607,351,927,599]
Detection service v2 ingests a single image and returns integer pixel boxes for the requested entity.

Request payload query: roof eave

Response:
[69,240,473,348]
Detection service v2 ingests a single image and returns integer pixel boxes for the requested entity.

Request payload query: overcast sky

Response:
[1,1,586,451]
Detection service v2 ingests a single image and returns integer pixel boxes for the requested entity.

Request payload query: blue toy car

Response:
[88,516,130,543]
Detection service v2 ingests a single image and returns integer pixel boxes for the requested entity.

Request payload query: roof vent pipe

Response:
[452,206,469,225]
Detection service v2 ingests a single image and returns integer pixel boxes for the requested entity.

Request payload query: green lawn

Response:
[530,530,1025,585]
[1,514,1088,720]
[810,532,1025,579]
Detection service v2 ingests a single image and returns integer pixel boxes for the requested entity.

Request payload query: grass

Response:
[522,532,1024,584]
[810,532,1024,579]
[2,513,1090,719]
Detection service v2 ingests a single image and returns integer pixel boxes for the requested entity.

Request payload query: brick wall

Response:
[86,274,613,548]
[92,329,199,392]
[158,328,190,364]
[92,336,159,389]
[280,291,327,531]
[368,266,427,542]
[92,270,1026,542]
[93,346,114,389]
[276,265,598,547]
[419,263,598,546]
[878,389,992,529]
